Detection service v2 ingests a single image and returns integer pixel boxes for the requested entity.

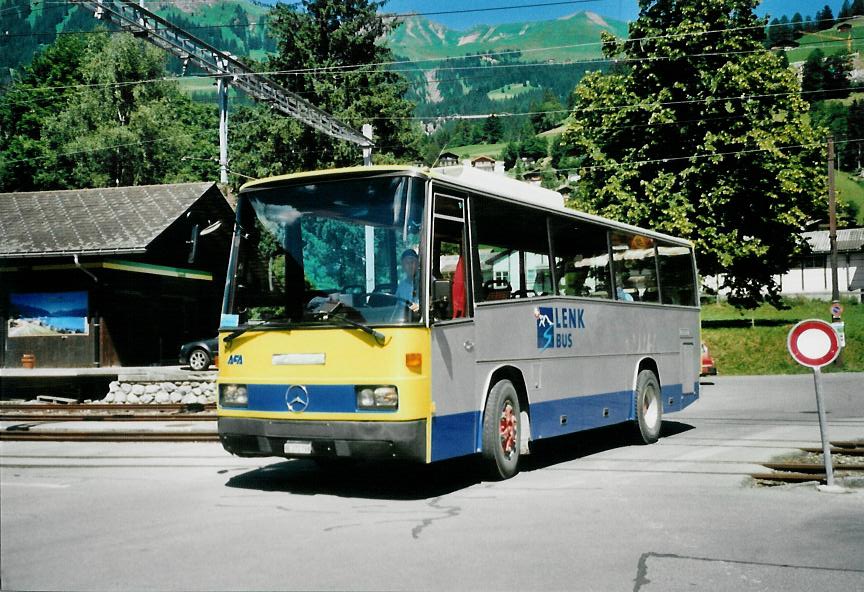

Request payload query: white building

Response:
[778,228,864,300]
[703,228,864,301]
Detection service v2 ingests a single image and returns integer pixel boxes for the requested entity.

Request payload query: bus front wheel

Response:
[482,379,521,480]
[634,369,662,444]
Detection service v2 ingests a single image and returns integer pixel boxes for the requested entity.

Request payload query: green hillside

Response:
[0,0,275,83]
[389,12,628,62]
[785,16,864,62]
[836,170,864,225]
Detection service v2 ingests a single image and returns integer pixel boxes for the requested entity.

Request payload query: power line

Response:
[4,34,853,102]
[1,0,602,20]
[548,138,864,173]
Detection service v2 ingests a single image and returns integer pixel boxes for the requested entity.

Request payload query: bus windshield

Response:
[227,175,426,326]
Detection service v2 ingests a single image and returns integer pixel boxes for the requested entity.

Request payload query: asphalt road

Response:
[1,374,863,591]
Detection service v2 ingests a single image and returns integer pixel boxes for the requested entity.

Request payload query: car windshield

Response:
[226,174,426,326]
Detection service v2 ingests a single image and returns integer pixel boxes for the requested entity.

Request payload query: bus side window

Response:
[610,232,659,302]
[657,242,696,306]
[549,220,611,299]
[474,198,551,301]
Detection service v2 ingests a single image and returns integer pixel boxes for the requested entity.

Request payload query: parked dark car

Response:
[179,337,218,371]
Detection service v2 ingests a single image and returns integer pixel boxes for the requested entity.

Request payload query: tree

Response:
[0,32,216,191]
[802,49,852,99]
[559,0,825,307]
[265,0,421,170]
[791,13,804,36]
[766,18,782,46]
[839,0,852,20]
[802,49,827,94]
[816,5,835,30]
[529,89,567,132]
[482,115,503,143]
[854,0,864,17]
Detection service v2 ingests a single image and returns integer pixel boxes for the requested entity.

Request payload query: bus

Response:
[216,165,700,479]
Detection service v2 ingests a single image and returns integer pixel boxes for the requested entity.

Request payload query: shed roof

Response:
[802,228,864,253]
[0,182,223,259]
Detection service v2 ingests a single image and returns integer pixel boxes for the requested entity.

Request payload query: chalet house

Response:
[0,183,234,369]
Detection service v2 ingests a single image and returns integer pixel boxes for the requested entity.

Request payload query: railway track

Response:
[0,431,219,442]
[0,402,218,441]
[750,441,864,484]
[0,402,216,422]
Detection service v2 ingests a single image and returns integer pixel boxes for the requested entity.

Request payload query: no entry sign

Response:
[787,319,844,491]
[787,319,841,368]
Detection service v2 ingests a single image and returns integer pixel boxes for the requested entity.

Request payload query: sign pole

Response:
[787,319,843,492]
[811,366,835,487]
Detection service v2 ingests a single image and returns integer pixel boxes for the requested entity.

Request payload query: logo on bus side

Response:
[535,306,585,350]
[227,354,244,365]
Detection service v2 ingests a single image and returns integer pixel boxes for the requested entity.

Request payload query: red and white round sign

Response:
[787,319,841,368]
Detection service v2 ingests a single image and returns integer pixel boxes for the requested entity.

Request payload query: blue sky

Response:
[376,0,833,29]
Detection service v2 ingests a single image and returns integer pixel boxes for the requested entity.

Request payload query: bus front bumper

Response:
[218,416,427,462]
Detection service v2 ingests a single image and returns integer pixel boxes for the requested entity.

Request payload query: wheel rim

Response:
[643,383,659,427]
[189,350,207,370]
[499,400,518,459]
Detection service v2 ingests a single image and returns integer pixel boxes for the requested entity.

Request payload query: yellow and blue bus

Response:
[217,165,700,479]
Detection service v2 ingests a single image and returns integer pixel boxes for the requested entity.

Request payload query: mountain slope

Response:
[389,12,628,61]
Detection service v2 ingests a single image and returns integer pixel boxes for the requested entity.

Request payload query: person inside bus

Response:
[396,248,420,313]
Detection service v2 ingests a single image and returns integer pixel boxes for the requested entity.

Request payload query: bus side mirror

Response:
[432,279,452,320]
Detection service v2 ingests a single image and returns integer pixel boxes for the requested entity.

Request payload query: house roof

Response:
[471,155,496,163]
[0,182,223,259]
[802,228,864,253]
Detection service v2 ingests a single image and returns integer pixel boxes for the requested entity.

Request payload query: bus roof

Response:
[239,165,693,247]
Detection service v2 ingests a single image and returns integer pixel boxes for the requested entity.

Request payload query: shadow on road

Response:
[523,420,694,473]
[224,420,695,500]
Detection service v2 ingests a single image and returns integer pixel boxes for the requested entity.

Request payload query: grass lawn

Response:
[447,143,506,160]
[701,298,863,375]
[785,17,864,62]
[487,83,538,101]
[836,170,864,225]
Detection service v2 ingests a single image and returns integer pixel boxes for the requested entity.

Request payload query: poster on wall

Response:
[7,291,89,337]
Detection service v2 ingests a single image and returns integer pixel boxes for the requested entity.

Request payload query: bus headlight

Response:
[356,385,398,410]
[220,384,248,407]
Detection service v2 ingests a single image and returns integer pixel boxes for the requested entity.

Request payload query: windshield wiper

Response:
[222,320,294,343]
[311,303,386,345]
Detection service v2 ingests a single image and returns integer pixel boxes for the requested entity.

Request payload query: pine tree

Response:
[791,12,804,35]
[559,0,824,307]
[853,0,864,17]
[482,115,503,143]
[266,0,421,169]
[817,5,835,29]
[839,0,852,20]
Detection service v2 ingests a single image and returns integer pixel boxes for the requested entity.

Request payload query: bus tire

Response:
[482,379,521,480]
[634,369,662,444]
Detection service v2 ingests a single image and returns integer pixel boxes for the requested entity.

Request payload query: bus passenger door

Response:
[429,192,477,461]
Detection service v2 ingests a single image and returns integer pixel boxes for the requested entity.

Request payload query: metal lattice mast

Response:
[74,0,373,180]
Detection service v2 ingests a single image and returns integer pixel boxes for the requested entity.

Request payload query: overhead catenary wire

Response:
[0,0,603,19]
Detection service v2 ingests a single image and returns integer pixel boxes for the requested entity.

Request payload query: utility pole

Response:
[75,0,374,176]
[217,69,229,184]
[827,135,840,305]
[827,135,845,366]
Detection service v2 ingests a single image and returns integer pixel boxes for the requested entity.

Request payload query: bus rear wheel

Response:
[482,379,521,480]
[634,369,662,444]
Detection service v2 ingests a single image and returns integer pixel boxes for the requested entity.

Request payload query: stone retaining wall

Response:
[103,379,216,405]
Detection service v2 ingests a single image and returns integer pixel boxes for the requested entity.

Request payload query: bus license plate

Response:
[284,441,312,455]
